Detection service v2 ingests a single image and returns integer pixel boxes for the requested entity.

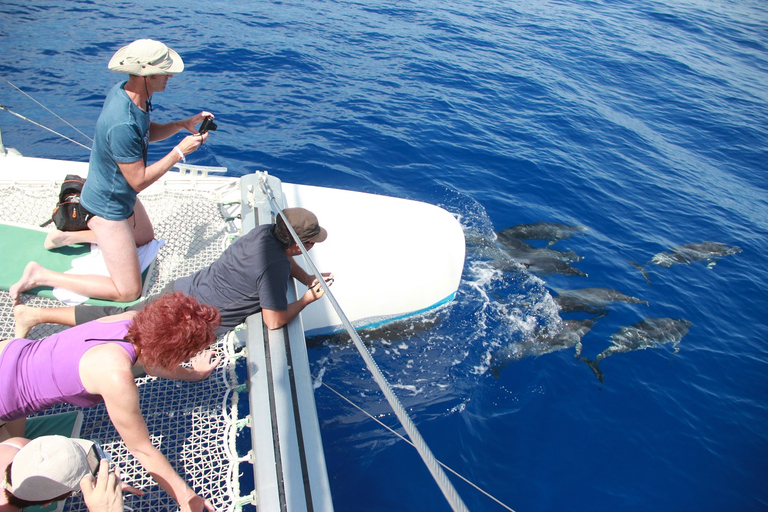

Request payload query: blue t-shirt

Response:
[173,224,291,335]
[81,81,149,220]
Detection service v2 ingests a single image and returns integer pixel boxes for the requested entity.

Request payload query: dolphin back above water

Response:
[629,241,741,283]
[581,317,692,383]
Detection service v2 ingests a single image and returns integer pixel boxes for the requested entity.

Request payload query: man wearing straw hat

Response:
[10,39,214,305]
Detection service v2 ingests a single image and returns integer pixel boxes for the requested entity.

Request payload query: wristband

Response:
[174,147,186,163]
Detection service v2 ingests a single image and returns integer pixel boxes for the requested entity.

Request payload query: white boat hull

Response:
[282,182,465,335]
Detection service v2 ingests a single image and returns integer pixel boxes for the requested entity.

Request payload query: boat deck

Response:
[0,176,253,511]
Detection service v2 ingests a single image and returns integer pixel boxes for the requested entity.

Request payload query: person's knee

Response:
[116,282,142,302]
[116,291,141,302]
[132,225,155,246]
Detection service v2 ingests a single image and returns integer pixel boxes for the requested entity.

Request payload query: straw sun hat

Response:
[108,39,184,76]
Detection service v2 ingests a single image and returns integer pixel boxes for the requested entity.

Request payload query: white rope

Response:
[221,331,243,512]
[5,80,94,143]
[258,173,470,512]
[0,104,92,151]
[314,375,517,512]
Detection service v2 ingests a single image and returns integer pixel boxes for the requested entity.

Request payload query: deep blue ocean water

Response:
[2,1,767,511]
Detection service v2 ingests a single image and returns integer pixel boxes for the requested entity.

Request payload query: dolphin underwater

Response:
[495,234,584,262]
[495,233,588,277]
[498,222,588,248]
[497,256,588,277]
[553,287,649,317]
[629,241,741,283]
[581,317,692,383]
[521,257,588,277]
[491,319,596,375]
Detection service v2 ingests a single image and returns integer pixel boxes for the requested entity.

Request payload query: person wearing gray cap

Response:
[0,435,141,512]
[14,207,334,338]
[10,39,214,305]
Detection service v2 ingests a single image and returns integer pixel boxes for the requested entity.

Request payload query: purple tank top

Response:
[0,319,137,421]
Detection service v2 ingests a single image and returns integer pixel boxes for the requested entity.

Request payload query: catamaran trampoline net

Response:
[0,179,255,511]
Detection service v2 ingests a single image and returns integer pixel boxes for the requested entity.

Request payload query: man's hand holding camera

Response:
[175,111,217,158]
[80,459,144,512]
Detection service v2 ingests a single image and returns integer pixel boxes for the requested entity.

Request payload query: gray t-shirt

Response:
[173,224,290,335]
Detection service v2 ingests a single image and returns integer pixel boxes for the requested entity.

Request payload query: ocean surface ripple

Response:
[1,1,766,510]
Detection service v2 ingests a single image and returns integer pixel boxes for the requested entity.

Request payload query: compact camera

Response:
[86,442,110,477]
[199,117,218,134]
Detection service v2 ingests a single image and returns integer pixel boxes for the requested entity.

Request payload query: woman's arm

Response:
[84,347,214,512]
[143,350,221,382]
[0,418,26,440]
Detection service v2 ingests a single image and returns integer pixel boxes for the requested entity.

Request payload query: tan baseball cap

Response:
[5,435,96,502]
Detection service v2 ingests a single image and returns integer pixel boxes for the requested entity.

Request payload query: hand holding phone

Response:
[86,442,110,477]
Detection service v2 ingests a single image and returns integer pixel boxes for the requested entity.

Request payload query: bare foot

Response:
[44,229,69,250]
[13,305,37,338]
[9,261,42,305]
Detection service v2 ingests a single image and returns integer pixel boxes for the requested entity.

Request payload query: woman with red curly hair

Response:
[0,292,220,512]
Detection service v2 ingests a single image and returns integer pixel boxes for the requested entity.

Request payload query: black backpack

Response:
[41,174,89,231]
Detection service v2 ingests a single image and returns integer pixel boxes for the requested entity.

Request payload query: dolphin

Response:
[491,319,596,375]
[553,287,649,317]
[498,222,588,248]
[495,232,587,276]
[496,232,584,262]
[498,257,588,277]
[581,317,692,383]
[522,258,588,277]
[629,241,741,283]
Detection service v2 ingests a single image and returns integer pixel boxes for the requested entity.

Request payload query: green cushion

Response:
[24,411,83,439]
[0,222,144,307]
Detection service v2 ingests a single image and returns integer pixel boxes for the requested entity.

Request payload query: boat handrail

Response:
[172,162,228,179]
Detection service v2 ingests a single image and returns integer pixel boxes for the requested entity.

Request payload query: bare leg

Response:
[91,216,143,300]
[44,229,97,250]
[6,418,26,437]
[130,198,155,246]
[45,198,153,249]
[9,217,143,303]
[13,304,76,338]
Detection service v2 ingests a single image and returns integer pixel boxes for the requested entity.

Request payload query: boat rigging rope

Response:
[258,173,470,512]
[5,80,94,144]
[314,375,517,512]
[0,104,92,151]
